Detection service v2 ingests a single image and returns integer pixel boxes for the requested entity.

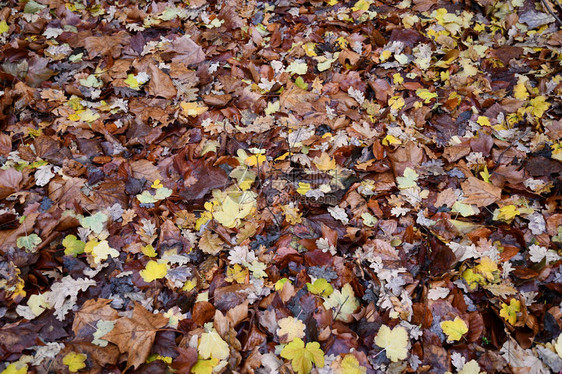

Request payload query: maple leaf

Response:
[63,352,87,372]
[0,20,9,35]
[16,234,41,251]
[514,81,529,100]
[280,338,325,374]
[339,354,367,374]
[102,303,168,369]
[374,325,409,362]
[80,212,108,234]
[1,362,27,374]
[180,102,208,116]
[494,205,520,223]
[89,240,119,264]
[306,278,334,296]
[474,257,498,281]
[458,360,484,374]
[323,284,359,322]
[72,298,118,336]
[140,260,168,282]
[313,152,336,171]
[62,235,85,257]
[396,167,418,189]
[225,264,248,284]
[213,195,255,228]
[277,316,306,342]
[528,96,550,118]
[191,358,220,374]
[440,317,468,341]
[499,299,521,325]
[198,329,230,360]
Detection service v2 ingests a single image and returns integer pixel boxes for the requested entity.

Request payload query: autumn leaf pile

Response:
[0,0,561,373]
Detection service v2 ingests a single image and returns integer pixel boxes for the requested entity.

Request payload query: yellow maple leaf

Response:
[393,73,403,85]
[124,74,141,90]
[314,152,336,171]
[280,338,325,374]
[0,21,9,35]
[475,256,498,281]
[199,330,230,360]
[462,268,486,290]
[416,89,438,103]
[441,317,468,341]
[374,325,409,362]
[63,352,87,372]
[140,260,167,282]
[307,278,334,296]
[499,298,520,325]
[495,205,520,222]
[303,42,317,57]
[180,102,208,117]
[281,204,303,225]
[142,244,157,257]
[323,284,359,322]
[382,134,402,146]
[1,362,27,374]
[191,358,219,374]
[244,153,266,167]
[90,240,119,264]
[513,82,529,100]
[528,96,550,118]
[151,179,163,189]
[213,195,255,228]
[277,316,306,342]
[476,116,490,127]
[352,0,371,11]
[297,182,311,195]
[225,264,248,284]
[339,354,366,374]
[388,96,405,111]
[396,167,418,189]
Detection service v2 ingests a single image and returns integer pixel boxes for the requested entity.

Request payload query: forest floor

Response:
[0,0,562,373]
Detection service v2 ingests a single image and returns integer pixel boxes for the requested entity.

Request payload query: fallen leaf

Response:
[102,303,168,369]
[440,317,468,342]
[280,338,325,374]
[374,325,409,362]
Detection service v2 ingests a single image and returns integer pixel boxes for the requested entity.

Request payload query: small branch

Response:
[540,0,562,25]
[489,128,530,175]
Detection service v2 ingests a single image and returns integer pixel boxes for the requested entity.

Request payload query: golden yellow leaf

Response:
[280,338,325,374]
[180,102,208,117]
[140,260,167,282]
[440,317,468,341]
[339,354,366,374]
[63,352,87,372]
[323,284,359,322]
[494,205,520,222]
[199,330,230,360]
[374,325,409,362]
[314,152,336,171]
[499,299,520,325]
[277,316,306,342]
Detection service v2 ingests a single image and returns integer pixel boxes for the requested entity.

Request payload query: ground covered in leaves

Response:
[0,0,561,373]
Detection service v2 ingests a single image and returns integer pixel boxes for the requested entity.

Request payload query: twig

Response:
[489,128,530,175]
[540,0,562,25]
